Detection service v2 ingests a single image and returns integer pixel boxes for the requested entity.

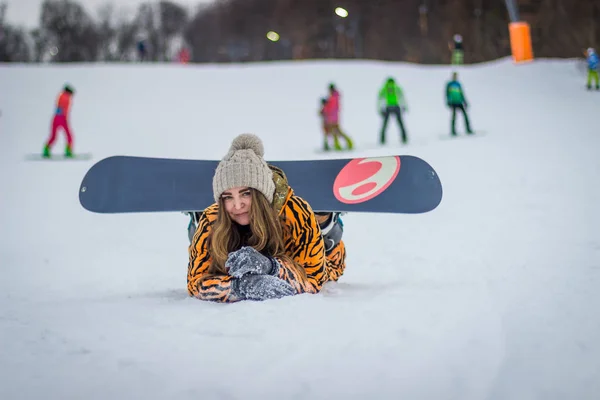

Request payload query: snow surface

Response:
[1,58,599,400]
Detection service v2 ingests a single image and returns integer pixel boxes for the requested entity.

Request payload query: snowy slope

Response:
[1,58,599,400]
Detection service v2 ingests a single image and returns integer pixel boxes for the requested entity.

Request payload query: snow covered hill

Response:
[1,57,599,400]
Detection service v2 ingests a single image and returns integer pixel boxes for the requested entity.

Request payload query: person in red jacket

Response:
[43,84,75,158]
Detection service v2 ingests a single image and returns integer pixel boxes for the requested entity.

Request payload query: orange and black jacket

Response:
[187,166,346,302]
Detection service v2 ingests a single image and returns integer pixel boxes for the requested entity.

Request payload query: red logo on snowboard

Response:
[333,156,401,204]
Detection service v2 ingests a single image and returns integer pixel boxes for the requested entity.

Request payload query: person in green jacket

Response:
[446,72,473,136]
[449,34,464,66]
[378,77,408,144]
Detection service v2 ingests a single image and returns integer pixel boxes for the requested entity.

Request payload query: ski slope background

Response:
[1,57,599,400]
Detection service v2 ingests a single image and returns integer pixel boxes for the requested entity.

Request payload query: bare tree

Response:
[95,3,120,61]
[39,0,99,62]
[159,1,188,60]
[0,3,32,62]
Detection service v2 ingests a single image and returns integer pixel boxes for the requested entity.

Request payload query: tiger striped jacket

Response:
[187,166,346,302]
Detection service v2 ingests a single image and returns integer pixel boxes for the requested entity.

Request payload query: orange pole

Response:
[509,21,534,63]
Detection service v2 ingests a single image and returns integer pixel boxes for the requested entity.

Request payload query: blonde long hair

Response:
[206,189,306,279]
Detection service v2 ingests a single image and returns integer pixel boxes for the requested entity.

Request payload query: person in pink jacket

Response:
[319,83,353,151]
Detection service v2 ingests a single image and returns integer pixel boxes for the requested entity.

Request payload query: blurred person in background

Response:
[449,34,464,66]
[43,84,75,158]
[584,48,599,90]
[445,72,473,136]
[178,47,190,64]
[318,97,335,150]
[377,77,408,145]
[320,83,353,151]
[137,36,148,61]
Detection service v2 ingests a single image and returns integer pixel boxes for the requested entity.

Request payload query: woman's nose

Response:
[234,198,245,210]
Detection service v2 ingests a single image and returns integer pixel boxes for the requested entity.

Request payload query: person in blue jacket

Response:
[584,48,599,90]
[445,72,473,136]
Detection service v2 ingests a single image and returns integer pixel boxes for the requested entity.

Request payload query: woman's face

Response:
[221,186,252,226]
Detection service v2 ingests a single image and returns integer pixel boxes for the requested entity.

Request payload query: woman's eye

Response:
[242,191,251,197]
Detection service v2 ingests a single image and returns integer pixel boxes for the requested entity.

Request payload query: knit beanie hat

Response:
[212,133,275,203]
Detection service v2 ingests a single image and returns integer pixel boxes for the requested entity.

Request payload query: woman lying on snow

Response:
[187,133,346,302]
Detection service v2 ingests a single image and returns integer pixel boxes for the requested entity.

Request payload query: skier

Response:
[446,71,473,136]
[186,133,347,302]
[43,84,75,158]
[320,83,353,151]
[318,97,331,150]
[177,47,190,64]
[136,38,148,61]
[449,34,464,66]
[378,77,408,145]
[584,47,599,90]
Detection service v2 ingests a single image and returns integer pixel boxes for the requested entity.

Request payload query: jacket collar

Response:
[269,164,293,216]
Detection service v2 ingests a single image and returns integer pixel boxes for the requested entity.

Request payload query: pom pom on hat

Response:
[228,133,265,157]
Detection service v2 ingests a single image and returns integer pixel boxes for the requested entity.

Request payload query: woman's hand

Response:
[231,274,295,301]
[226,246,277,278]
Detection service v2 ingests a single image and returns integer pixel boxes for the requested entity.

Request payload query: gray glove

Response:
[231,274,295,301]
[226,246,277,278]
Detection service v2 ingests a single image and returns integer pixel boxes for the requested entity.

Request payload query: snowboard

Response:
[78,155,443,214]
[25,153,93,161]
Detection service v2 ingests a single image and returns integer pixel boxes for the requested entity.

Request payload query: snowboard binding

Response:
[185,211,201,243]
[315,212,345,255]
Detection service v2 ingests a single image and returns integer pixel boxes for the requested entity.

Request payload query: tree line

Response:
[0,0,597,64]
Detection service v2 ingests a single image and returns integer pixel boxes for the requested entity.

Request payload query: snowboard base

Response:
[79,155,443,215]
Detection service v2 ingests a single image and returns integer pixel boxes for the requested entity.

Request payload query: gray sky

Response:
[3,0,215,28]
